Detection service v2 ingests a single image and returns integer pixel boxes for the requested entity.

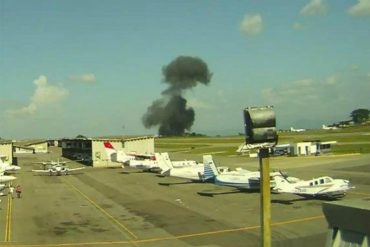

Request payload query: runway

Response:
[1,148,369,247]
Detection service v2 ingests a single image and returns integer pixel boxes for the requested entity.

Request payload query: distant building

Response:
[13,140,48,154]
[292,141,337,156]
[60,136,155,167]
[0,140,14,164]
[237,140,336,157]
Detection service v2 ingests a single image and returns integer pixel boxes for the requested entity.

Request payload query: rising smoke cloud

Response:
[142,56,212,136]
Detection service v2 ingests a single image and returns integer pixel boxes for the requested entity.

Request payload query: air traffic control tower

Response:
[323,197,370,247]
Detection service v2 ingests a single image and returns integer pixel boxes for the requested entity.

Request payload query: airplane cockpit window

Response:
[309,182,313,186]
[320,179,325,184]
[325,178,332,183]
[314,181,318,185]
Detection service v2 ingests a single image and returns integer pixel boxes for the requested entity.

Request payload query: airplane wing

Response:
[67,167,85,172]
[32,169,52,173]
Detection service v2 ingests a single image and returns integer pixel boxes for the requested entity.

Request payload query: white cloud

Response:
[300,0,326,16]
[348,0,370,16]
[69,73,97,83]
[6,75,69,116]
[261,71,370,129]
[292,22,304,30]
[240,13,263,35]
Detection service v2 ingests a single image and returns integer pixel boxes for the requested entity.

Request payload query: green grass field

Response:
[155,125,370,156]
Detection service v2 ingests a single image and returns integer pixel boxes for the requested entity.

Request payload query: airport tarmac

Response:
[1,148,369,247]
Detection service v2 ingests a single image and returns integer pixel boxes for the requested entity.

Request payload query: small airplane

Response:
[157,153,204,183]
[33,159,69,170]
[103,141,155,164]
[0,157,21,174]
[121,152,198,173]
[197,155,279,195]
[272,172,354,199]
[290,127,306,132]
[32,163,85,176]
[0,175,16,183]
[322,124,338,130]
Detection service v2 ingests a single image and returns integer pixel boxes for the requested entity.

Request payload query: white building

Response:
[13,140,48,154]
[60,136,155,167]
[0,140,13,164]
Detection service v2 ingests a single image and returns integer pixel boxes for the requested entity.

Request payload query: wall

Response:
[0,142,13,164]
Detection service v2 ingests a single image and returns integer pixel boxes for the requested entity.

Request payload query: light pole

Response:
[243,106,277,247]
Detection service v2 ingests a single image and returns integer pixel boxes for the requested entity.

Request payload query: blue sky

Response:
[1,0,369,139]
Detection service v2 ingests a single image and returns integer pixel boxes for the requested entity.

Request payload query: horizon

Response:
[1,1,369,139]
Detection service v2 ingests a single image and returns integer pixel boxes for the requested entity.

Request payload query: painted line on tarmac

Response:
[62,178,138,241]
[4,192,13,242]
[5,215,324,246]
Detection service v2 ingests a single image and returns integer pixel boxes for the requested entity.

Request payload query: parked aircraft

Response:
[158,155,254,186]
[0,163,21,174]
[322,124,338,130]
[198,155,279,195]
[0,175,16,183]
[121,152,198,173]
[157,153,204,182]
[32,164,85,176]
[103,141,155,164]
[104,141,137,163]
[290,127,306,132]
[272,173,354,199]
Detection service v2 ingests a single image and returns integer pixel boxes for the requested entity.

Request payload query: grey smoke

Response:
[142,56,212,136]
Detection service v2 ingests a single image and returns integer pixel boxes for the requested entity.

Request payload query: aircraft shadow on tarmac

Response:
[30,171,85,176]
[271,197,338,205]
[197,189,260,197]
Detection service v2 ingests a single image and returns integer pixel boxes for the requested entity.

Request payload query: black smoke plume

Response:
[142,56,212,136]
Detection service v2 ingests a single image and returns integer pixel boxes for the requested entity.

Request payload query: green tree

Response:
[350,109,370,124]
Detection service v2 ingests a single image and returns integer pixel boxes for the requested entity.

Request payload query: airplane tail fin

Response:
[155,152,173,174]
[271,171,294,193]
[203,155,219,181]
[103,141,117,162]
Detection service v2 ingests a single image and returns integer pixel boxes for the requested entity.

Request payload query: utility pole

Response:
[259,147,271,247]
[243,106,277,247]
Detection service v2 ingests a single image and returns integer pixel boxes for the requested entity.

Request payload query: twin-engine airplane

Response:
[32,164,85,176]
[272,173,354,199]
[32,159,85,176]
[198,155,279,195]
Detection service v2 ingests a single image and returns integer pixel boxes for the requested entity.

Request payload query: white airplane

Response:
[32,164,85,176]
[157,153,204,182]
[103,141,155,164]
[290,127,306,132]
[0,175,16,183]
[0,157,21,174]
[272,173,354,199]
[322,124,338,130]
[198,155,279,195]
[122,152,198,173]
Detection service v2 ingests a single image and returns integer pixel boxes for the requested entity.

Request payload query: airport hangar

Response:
[60,136,155,167]
[0,139,13,164]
